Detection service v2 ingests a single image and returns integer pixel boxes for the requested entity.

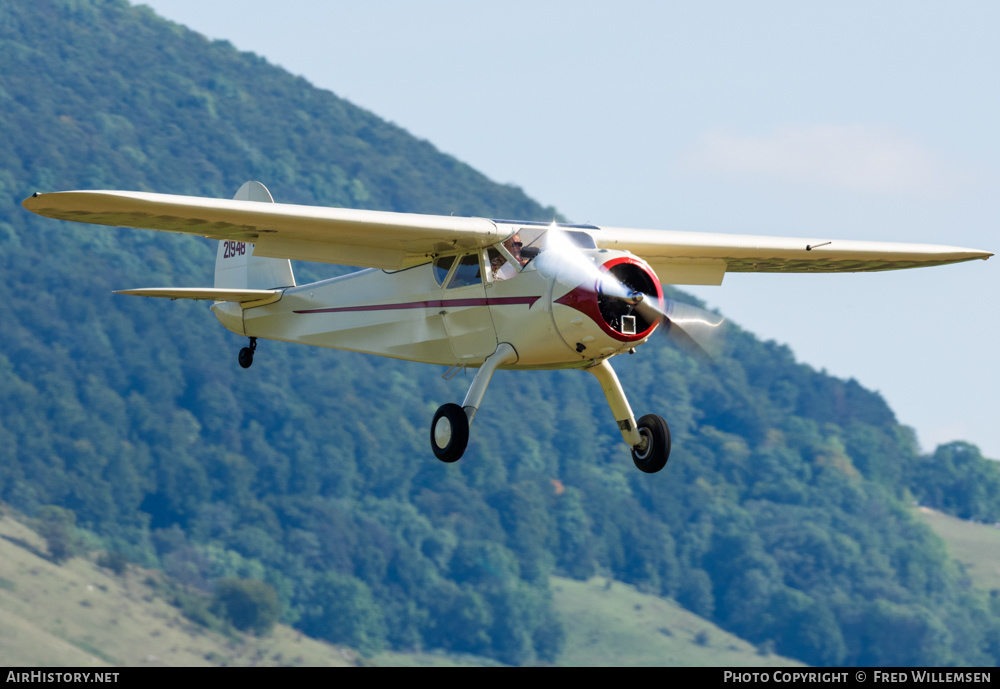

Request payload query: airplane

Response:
[23,181,992,474]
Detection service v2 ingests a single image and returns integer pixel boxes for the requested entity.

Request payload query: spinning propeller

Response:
[639,297,726,362]
[537,226,726,361]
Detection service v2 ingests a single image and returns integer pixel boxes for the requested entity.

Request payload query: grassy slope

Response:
[915,506,1000,593]
[549,507,1000,667]
[1,510,801,667]
[17,502,998,668]
[0,513,356,667]
[374,578,804,667]
[550,577,802,667]
[7,505,995,668]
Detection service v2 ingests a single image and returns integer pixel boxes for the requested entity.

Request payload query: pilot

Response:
[494,233,527,280]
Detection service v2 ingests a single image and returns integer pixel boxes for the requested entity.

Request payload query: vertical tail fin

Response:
[214,181,296,290]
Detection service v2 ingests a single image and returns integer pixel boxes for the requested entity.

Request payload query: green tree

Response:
[97,550,128,576]
[211,578,281,636]
[298,572,386,655]
[34,505,78,564]
[909,442,1000,522]
[422,581,492,656]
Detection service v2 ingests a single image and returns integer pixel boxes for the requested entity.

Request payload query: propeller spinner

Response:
[540,227,726,360]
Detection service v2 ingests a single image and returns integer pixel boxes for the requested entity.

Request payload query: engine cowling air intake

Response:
[552,253,663,357]
[596,257,662,337]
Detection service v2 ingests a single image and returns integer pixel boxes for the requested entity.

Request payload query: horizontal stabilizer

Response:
[114,287,282,306]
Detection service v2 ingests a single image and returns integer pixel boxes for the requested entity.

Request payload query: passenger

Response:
[494,233,527,280]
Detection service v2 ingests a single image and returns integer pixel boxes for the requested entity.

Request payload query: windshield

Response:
[516,227,595,259]
[501,226,596,268]
[489,226,598,281]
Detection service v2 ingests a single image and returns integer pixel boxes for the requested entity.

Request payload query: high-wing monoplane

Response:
[23,182,992,473]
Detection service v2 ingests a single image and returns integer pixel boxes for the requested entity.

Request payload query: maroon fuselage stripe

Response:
[293,296,540,314]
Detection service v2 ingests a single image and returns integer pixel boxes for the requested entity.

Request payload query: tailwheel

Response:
[238,337,257,369]
[631,414,671,473]
[431,403,469,463]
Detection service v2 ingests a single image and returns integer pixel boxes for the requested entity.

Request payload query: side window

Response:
[433,255,455,286]
[448,253,482,288]
[487,248,504,278]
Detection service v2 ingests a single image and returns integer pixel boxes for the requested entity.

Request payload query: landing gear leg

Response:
[588,359,670,473]
[238,337,257,369]
[430,343,518,463]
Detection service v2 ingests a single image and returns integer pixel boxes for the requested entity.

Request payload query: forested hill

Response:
[2,0,999,667]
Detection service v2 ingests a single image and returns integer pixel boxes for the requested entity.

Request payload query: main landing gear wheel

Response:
[631,414,671,473]
[431,403,469,463]
[238,337,257,369]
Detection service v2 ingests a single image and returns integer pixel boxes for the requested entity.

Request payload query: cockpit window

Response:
[487,247,507,280]
[562,230,598,249]
[433,255,456,286]
[447,252,482,288]
[515,227,597,257]
[489,228,600,280]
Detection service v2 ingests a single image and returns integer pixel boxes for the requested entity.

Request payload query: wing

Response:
[22,190,502,270]
[594,227,993,285]
[113,287,282,306]
[23,190,991,282]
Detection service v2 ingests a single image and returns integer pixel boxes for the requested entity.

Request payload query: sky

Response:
[140,0,999,458]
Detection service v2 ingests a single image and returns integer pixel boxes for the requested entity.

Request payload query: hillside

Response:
[549,577,803,667]
[0,511,358,667]
[1,0,999,667]
[6,503,995,668]
[0,510,805,667]
[915,507,1000,593]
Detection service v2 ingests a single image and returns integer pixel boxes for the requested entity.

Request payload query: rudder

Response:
[214,181,295,290]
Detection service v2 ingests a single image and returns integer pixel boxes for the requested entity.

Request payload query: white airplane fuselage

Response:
[212,247,658,370]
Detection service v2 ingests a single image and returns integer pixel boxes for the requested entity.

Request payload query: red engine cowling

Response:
[552,253,663,358]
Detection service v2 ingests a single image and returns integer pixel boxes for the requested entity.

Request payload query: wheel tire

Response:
[430,403,469,463]
[631,414,671,473]
[238,347,254,369]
